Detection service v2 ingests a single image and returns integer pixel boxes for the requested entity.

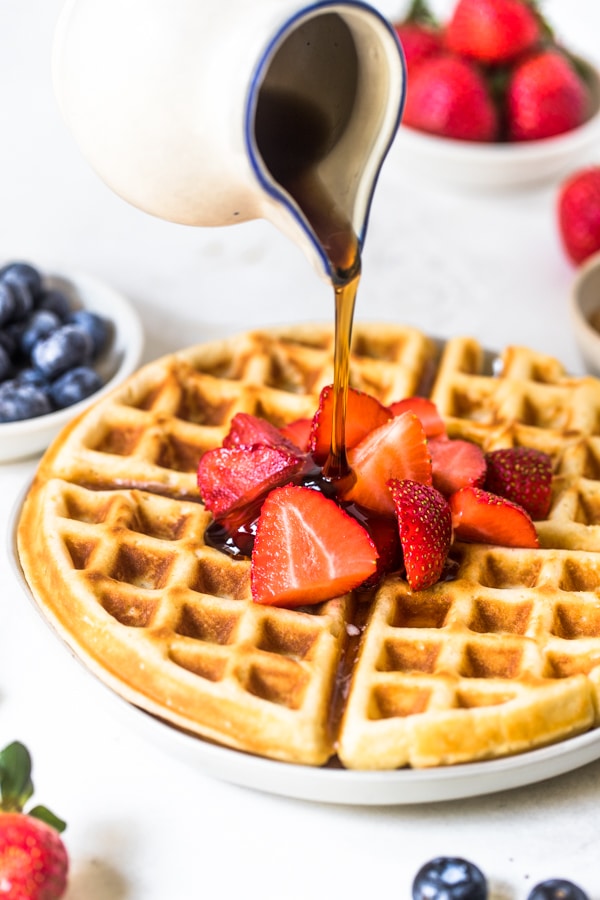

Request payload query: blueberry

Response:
[50,365,103,408]
[0,270,34,320]
[0,382,53,422]
[0,329,16,360]
[20,309,61,357]
[0,261,43,300]
[0,281,17,326]
[412,857,487,900]
[527,880,589,900]
[38,288,72,321]
[31,323,93,378]
[0,344,12,381]
[15,367,51,390]
[68,309,112,358]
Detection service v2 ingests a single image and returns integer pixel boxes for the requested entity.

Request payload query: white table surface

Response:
[2,1,600,898]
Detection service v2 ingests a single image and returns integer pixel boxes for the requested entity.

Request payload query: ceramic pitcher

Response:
[52,0,405,281]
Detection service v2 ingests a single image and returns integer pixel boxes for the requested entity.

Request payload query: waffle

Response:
[16,324,600,769]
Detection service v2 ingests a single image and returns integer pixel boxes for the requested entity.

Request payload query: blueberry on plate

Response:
[527,880,589,900]
[0,382,53,422]
[20,309,61,357]
[412,857,487,900]
[68,309,112,358]
[50,365,103,409]
[31,323,93,379]
[0,281,17,326]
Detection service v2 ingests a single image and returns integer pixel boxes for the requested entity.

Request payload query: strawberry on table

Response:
[0,742,68,900]
[445,0,542,65]
[308,384,391,464]
[342,411,432,515]
[506,49,591,141]
[450,485,539,547]
[484,447,553,520]
[557,166,600,265]
[429,436,487,496]
[388,479,452,591]
[402,54,499,142]
[251,485,378,606]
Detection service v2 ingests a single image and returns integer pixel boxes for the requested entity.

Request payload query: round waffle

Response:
[16,324,600,768]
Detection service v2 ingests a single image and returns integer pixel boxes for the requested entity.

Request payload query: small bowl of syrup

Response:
[571,250,600,376]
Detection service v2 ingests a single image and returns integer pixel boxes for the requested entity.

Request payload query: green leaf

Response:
[28,805,67,834]
[0,742,34,812]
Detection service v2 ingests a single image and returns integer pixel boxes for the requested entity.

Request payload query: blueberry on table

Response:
[0,282,17,326]
[68,308,111,357]
[0,382,53,422]
[50,365,103,408]
[527,880,589,900]
[412,857,488,900]
[31,323,93,378]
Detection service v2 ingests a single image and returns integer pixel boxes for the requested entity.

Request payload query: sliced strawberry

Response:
[450,485,539,548]
[223,412,303,453]
[308,384,391,464]
[388,479,452,591]
[484,447,553,520]
[279,417,312,452]
[251,485,378,607]
[347,504,401,586]
[342,411,432,515]
[429,435,487,496]
[197,444,304,520]
[389,396,446,438]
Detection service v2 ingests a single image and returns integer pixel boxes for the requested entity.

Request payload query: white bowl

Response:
[0,269,144,463]
[570,250,600,377]
[391,61,600,191]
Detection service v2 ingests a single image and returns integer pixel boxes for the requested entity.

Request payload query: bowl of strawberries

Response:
[391,0,600,189]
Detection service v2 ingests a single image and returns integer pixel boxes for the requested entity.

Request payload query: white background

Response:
[1,1,600,898]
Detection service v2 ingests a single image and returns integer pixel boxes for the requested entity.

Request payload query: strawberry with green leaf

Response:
[0,742,68,900]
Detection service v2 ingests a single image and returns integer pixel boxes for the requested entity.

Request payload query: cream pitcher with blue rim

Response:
[52,0,406,479]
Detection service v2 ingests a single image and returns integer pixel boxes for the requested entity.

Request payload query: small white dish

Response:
[0,269,144,463]
[570,250,600,377]
[391,62,600,191]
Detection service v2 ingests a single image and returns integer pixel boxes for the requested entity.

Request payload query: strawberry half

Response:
[197,444,305,520]
[279,417,312,452]
[484,447,553,520]
[308,384,391,464]
[388,479,452,591]
[450,485,539,547]
[389,396,446,438]
[251,485,378,606]
[342,411,432,515]
[429,435,487,496]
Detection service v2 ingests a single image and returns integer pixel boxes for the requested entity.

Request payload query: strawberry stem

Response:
[0,741,66,833]
[404,0,438,27]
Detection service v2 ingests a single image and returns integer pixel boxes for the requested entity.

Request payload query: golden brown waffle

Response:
[16,324,600,769]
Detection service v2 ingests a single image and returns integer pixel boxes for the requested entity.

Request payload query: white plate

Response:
[0,268,144,463]
[391,62,600,191]
[8,492,600,806]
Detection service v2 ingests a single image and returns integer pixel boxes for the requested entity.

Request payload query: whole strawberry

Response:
[402,54,498,142]
[394,0,443,77]
[506,49,591,141]
[0,742,68,900]
[557,166,600,265]
[445,0,542,65]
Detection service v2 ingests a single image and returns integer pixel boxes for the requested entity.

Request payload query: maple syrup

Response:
[255,88,361,486]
